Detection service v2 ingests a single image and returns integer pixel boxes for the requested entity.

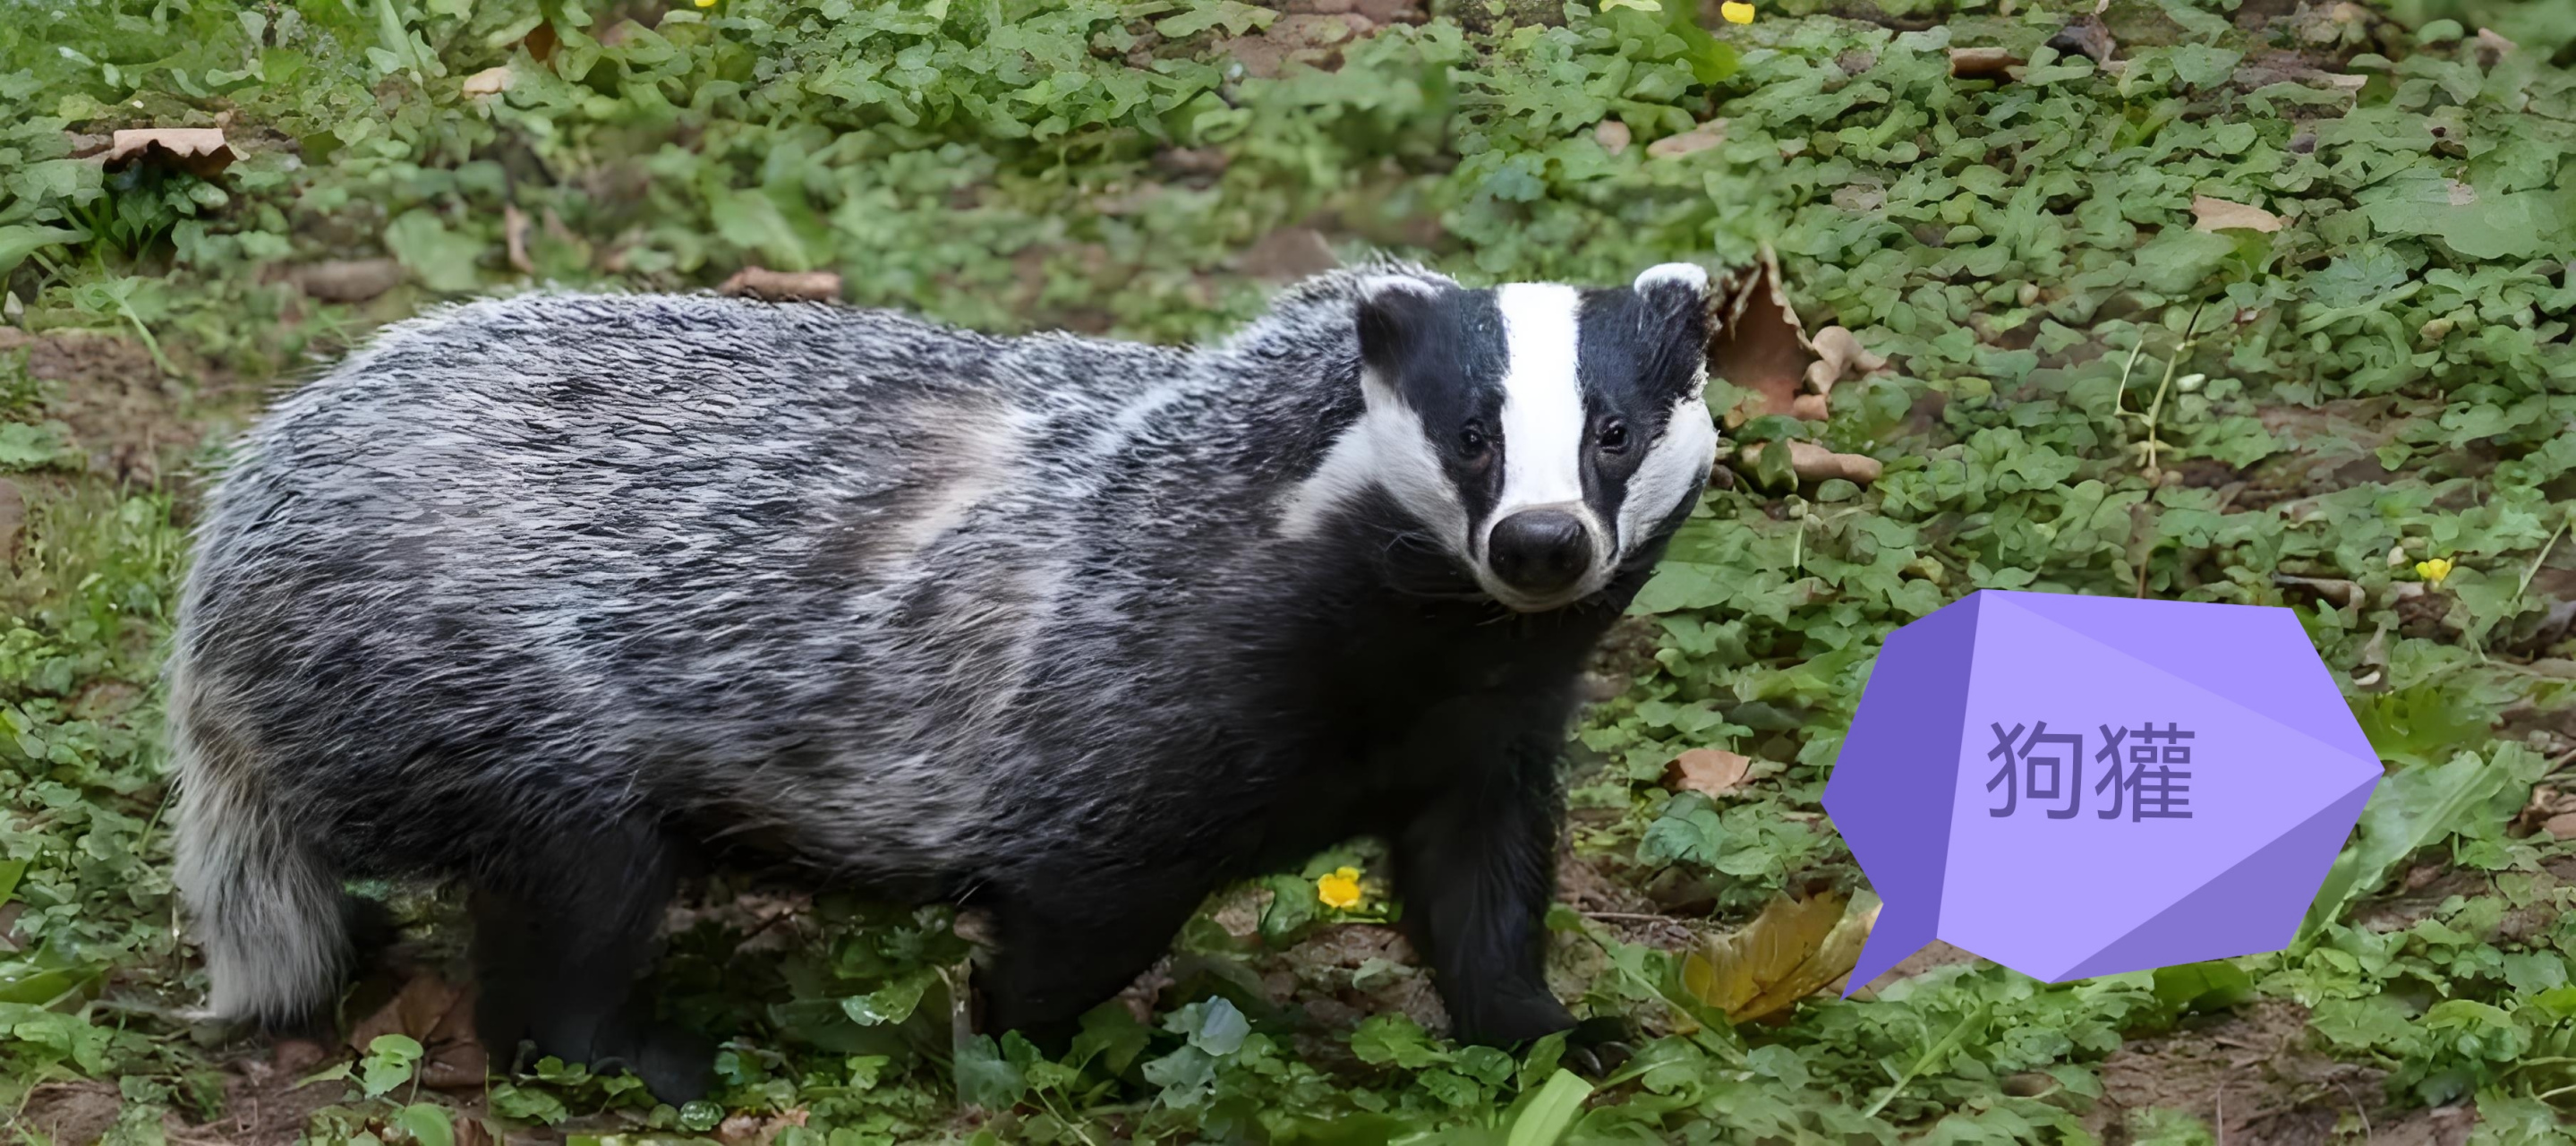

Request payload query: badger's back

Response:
[174,295,1268,883]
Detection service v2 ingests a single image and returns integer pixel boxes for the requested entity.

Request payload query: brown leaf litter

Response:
[345,971,488,1090]
[1703,252,1892,486]
[719,267,844,302]
[99,127,237,178]
[1663,748,1753,797]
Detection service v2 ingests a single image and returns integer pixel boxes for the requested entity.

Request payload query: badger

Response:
[166,259,1721,1101]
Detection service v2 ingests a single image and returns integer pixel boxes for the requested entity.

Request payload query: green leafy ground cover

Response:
[6,0,2576,1139]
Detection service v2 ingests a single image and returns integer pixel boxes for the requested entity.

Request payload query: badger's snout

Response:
[1486,508,1594,600]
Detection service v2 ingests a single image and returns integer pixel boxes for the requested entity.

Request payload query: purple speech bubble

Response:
[1824,590,2382,990]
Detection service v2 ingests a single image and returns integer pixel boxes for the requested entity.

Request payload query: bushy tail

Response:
[169,677,349,1028]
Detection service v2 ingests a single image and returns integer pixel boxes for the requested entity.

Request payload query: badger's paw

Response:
[589,1022,718,1107]
[1557,1014,1635,1079]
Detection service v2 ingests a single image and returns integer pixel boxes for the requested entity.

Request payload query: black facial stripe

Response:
[1574,286,1702,535]
[1358,285,1511,543]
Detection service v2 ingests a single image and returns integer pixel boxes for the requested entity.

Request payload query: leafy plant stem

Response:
[1859,1002,1989,1119]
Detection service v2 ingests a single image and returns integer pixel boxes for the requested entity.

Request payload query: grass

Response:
[4,0,2576,1140]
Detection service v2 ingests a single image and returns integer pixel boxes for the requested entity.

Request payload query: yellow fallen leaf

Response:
[1719,1,1753,22]
[2190,194,2283,234]
[1680,890,1878,1023]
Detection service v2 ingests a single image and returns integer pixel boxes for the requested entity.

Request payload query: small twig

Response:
[2513,513,2572,604]
[2336,1079,2372,1142]
[1581,911,1687,923]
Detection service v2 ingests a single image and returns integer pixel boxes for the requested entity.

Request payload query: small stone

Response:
[1594,119,1632,156]
[290,259,405,304]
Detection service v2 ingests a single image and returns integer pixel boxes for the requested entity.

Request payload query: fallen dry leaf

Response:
[2512,783,2573,837]
[1804,325,1885,395]
[1680,890,1877,1023]
[1664,748,1752,797]
[1736,440,1884,484]
[1594,119,1633,156]
[2273,573,2364,610]
[1706,248,1814,423]
[100,128,236,177]
[717,1109,809,1146]
[1647,120,1726,158]
[503,204,534,274]
[719,267,843,302]
[346,972,486,1090]
[461,64,514,99]
[1949,47,2019,79]
[2191,194,2283,233]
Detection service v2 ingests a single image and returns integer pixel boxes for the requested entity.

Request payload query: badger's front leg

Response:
[1391,727,1581,1046]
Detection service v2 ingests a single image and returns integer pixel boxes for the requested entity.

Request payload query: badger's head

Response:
[1284,263,1720,613]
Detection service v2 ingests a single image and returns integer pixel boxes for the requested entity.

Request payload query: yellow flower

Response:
[1720,1,1754,22]
[695,0,716,8]
[1317,867,1362,910]
[2416,557,2453,586]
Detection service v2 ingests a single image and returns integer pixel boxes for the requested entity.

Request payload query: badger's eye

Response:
[1596,419,1630,453]
[1459,425,1490,456]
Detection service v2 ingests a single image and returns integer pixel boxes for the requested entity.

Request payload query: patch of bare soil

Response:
[174,1042,374,1146]
[0,329,201,488]
[1216,0,1429,77]
[14,1080,124,1146]
[2087,999,2410,1146]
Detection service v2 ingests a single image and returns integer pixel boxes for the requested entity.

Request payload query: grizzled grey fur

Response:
[169,259,1720,1100]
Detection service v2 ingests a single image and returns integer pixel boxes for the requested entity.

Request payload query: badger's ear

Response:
[1355,275,1443,388]
[1631,262,1712,391]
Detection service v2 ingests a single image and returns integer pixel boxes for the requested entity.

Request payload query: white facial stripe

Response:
[1276,373,1469,547]
[1492,284,1588,517]
[1616,389,1719,556]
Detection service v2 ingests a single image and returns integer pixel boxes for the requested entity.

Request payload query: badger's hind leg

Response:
[467,813,713,1104]
[980,872,1209,1053]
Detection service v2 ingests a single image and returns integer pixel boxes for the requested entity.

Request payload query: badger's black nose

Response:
[1487,509,1593,598]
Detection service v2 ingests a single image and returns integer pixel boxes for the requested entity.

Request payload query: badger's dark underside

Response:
[257,492,1671,1105]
